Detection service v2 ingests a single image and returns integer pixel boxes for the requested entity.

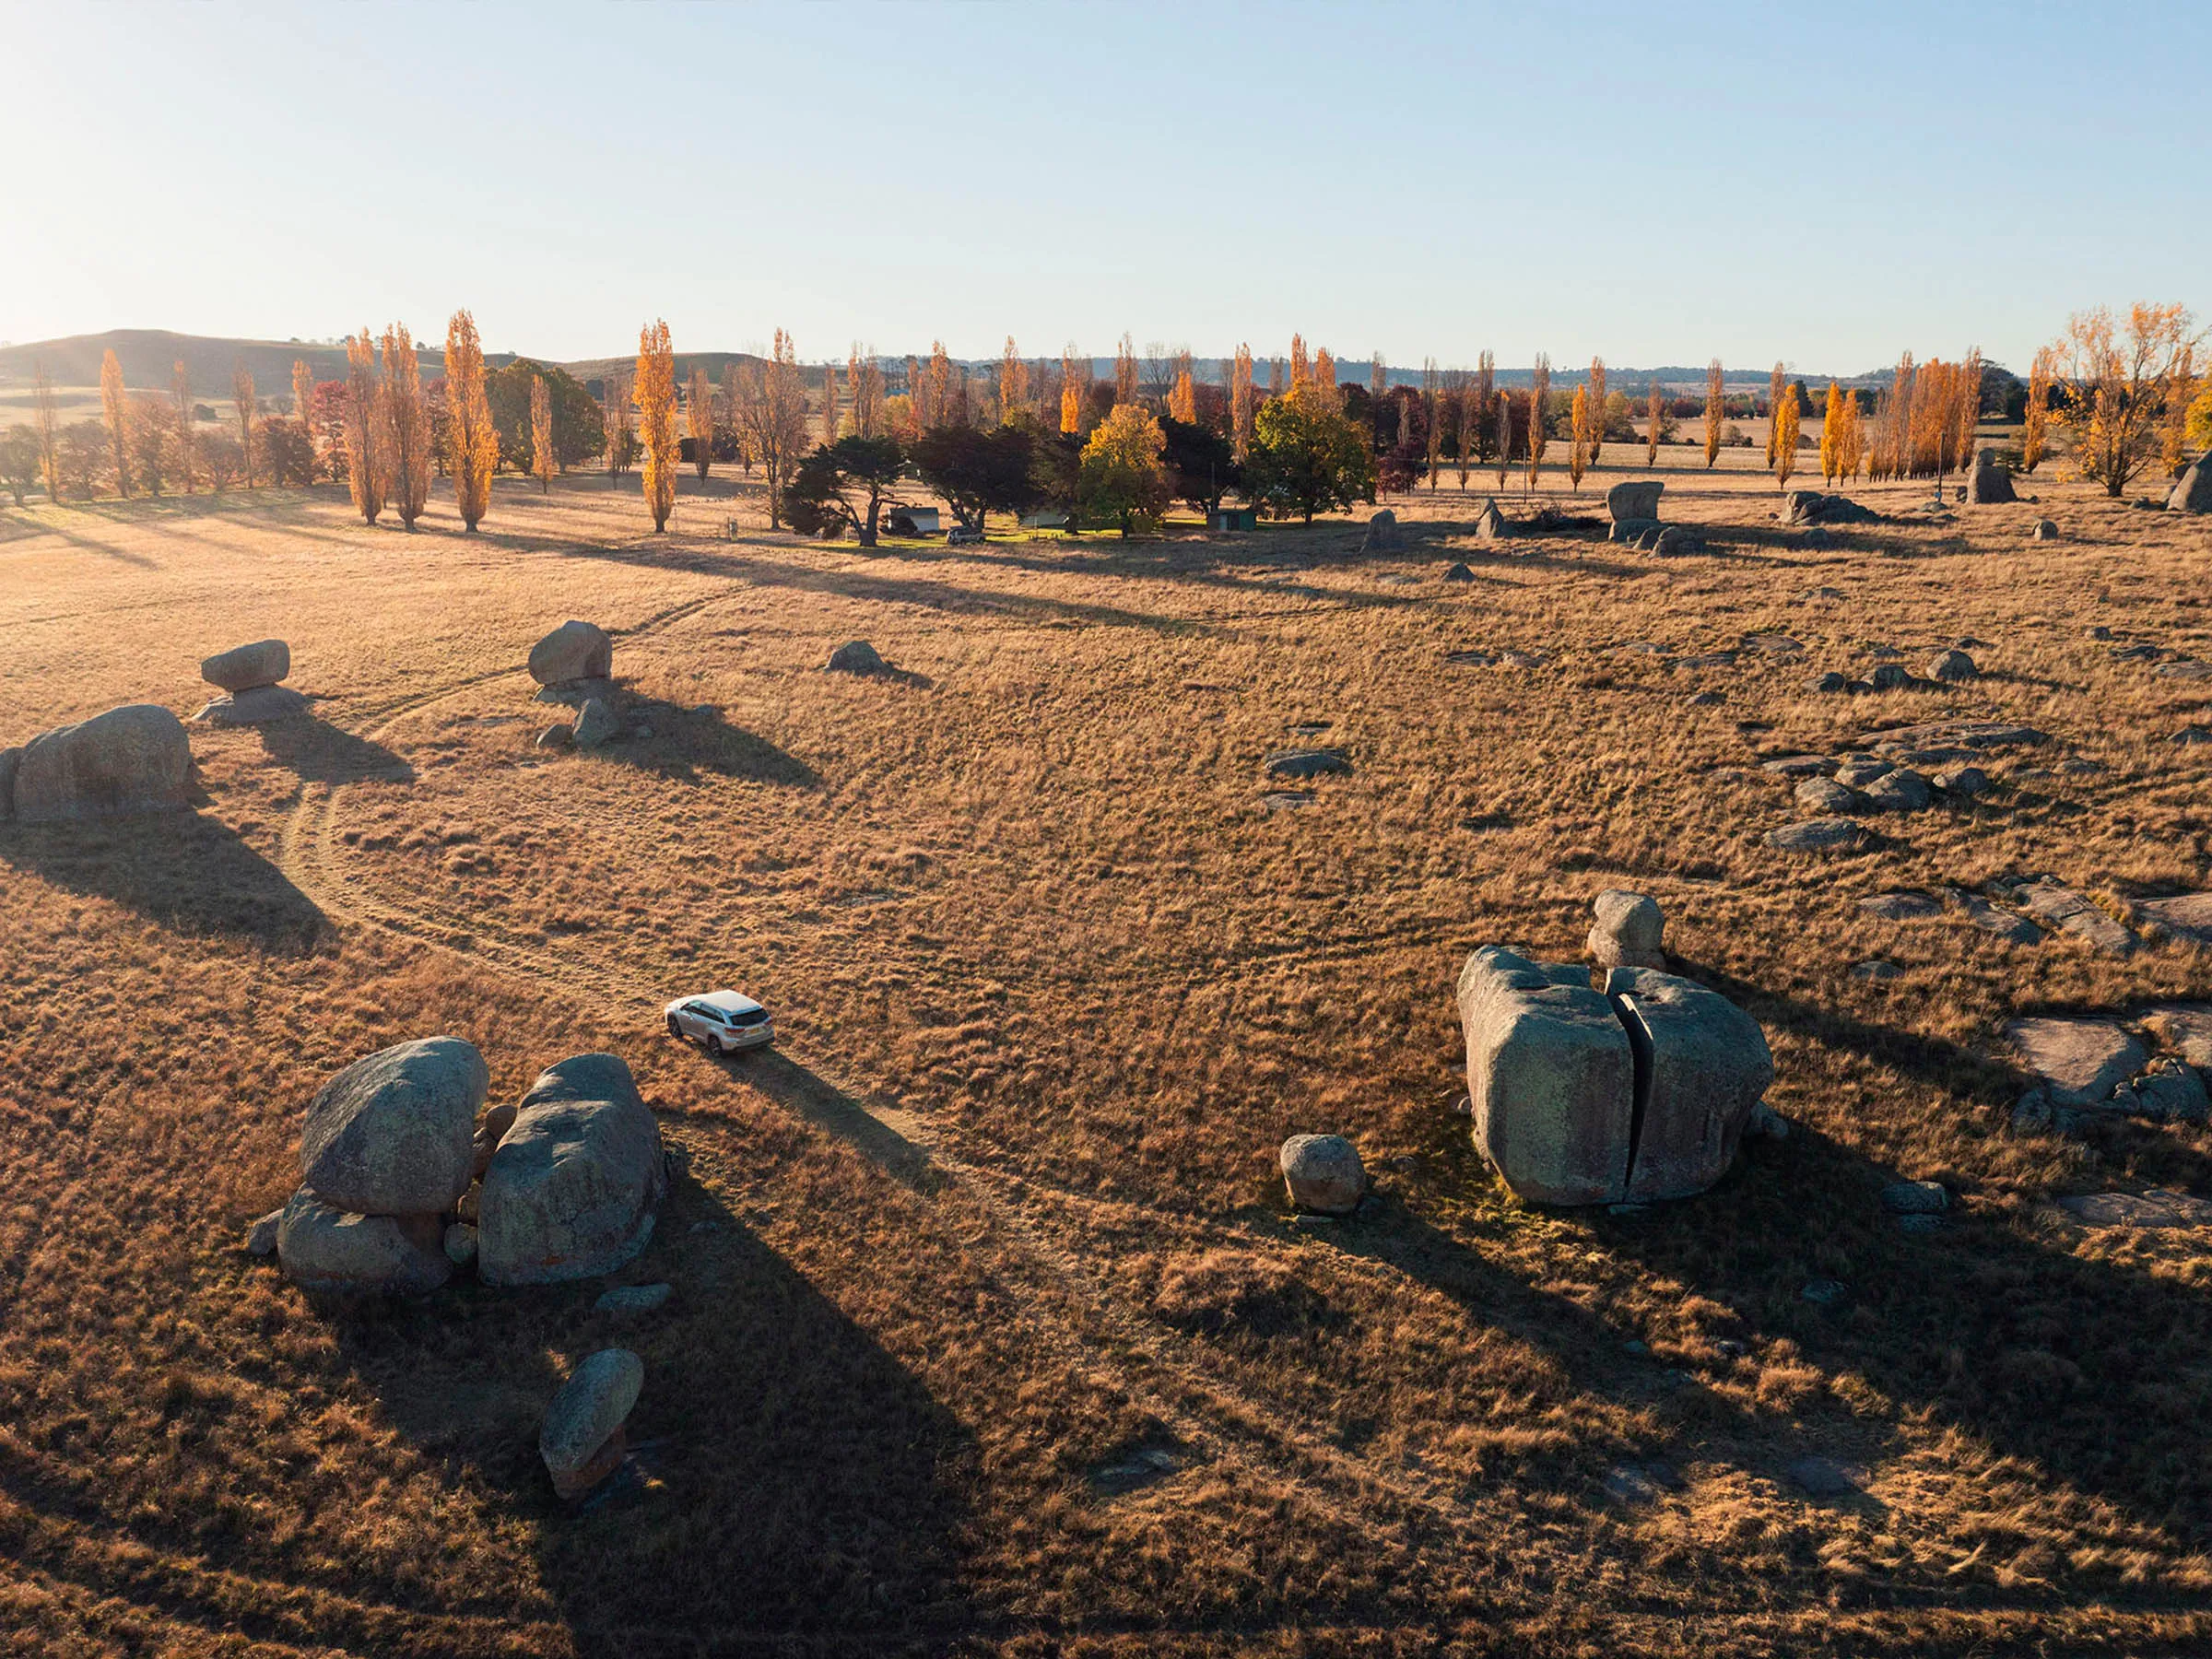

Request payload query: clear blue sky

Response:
[5,0,2204,377]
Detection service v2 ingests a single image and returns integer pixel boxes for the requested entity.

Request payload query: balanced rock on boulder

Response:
[528,620,613,688]
[478,1053,666,1287]
[1587,889,1665,970]
[1278,1134,1366,1215]
[1963,449,2017,505]
[541,1348,643,1500]
[8,704,193,823]
[196,639,308,724]
[1606,479,1664,525]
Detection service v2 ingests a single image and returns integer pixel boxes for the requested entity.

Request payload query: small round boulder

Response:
[541,1348,643,1500]
[528,620,613,688]
[826,640,887,675]
[1278,1134,1366,1215]
[1926,649,1977,682]
[1588,888,1665,970]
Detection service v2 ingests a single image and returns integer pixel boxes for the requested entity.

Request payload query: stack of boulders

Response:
[0,703,194,824]
[1455,895,1774,1205]
[194,640,306,725]
[1962,449,2017,505]
[256,1040,666,1294]
[1603,480,1704,555]
[541,1348,643,1500]
[529,620,617,750]
[2168,453,2211,514]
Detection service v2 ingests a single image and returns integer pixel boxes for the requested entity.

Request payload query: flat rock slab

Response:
[194,685,311,725]
[2143,1004,2212,1068]
[2005,1018,2146,1107]
[1860,891,1942,922]
[2057,1190,2212,1230]
[1762,755,1836,778]
[2015,885,2138,956]
[2135,893,2212,948]
[1786,1456,1861,1498]
[1859,721,2049,752]
[1264,748,1351,781]
[1765,818,1871,853]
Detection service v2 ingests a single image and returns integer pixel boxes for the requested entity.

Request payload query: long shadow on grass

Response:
[253,711,415,786]
[324,1177,976,1654]
[563,691,819,787]
[0,809,328,951]
[729,1048,937,1192]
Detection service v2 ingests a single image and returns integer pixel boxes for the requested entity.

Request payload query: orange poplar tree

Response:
[1819,381,1844,484]
[231,361,256,488]
[1645,378,1663,466]
[1568,385,1591,490]
[291,359,318,478]
[1704,359,1723,470]
[1230,345,1253,460]
[2023,347,2053,474]
[1765,362,1786,467]
[171,359,195,493]
[1525,354,1550,495]
[341,330,386,524]
[100,348,131,498]
[531,374,554,495]
[381,324,430,527]
[1772,381,1801,489]
[687,367,714,480]
[999,337,1027,420]
[635,320,679,530]
[445,311,498,530]
[33,361,61,503]
[1587,357,1606,468]
[1114,333,1137,406]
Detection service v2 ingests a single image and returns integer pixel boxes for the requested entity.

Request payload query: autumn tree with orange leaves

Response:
[446,311,499,530]
[688,367,714,481]
[341,331,386,524]
[381,324,430,527]
[100,349,131,498]
[1703,360,1723,470]
[635,319,678,532]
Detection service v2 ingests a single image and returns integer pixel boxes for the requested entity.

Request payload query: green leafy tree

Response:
[1246,385,1377,523]
[0,426,41,505]
[1077,404,1171,536]
[784,436,908,546]
[487,359,606,473]
[912,421,1040,534]
[1158,416,1241,514]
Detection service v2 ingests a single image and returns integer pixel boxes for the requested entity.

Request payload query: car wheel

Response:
[666,1016,682,1039]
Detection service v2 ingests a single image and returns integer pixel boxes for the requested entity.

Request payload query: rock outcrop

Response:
[477,1053,666,1287]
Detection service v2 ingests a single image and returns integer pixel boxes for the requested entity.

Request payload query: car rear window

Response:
[727,1007,770,1027]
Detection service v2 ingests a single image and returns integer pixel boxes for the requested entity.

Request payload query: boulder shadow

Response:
[581,694,819,787]
[320,1176,978,1653]
[0,809,328,952]
[253,710,415,786]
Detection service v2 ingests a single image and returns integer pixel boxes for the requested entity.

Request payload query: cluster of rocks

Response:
[194,639,307,725]
[0,702,193,824]
[1457,896,1775,1206]
[1761,720,2048,853]
[251,1039,667,1294]
[2007,1013,2210,1135]
[1783,491,1880,527]
[529,620,623,752]
[1802,646,1979,696]
[1604,480,1704,556]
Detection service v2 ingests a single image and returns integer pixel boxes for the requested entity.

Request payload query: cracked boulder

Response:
[478,1053,666,1287]
[1457,947,1771,1206]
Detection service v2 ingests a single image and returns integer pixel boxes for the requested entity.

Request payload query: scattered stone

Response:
[1603,1462,1684,1505]
[572,698,621,749]
[1926,649,1978,682]
[2030,519,2059,542]
[2010,1088,2053,1134]
[1358,510,1400,553]
[276,1191,451,1296]
[1279,1134,1367,1215]
[1962,449,2017,505]
[1587,888,1665,970]
[1762,755,1836,779]
[1860,720,2047,753]
[536,723,575,750]
[478,1053,667,1287]
[1881,1180,1948,1215]
[1441,562,1475,582]
[2014,883,2137,956]
[1606,480,1664,524]
[1651,525,1705,557]
[2058,1190,2212,1229]
[1784,491,1879,526]
[2006,1018,2147,1107]
[540,1349,643,1501]
[194,685,311,725]
[2144,1004,2212,1068]
[245,1209,283,1256]
[1686,690,1726,707]
[1091,1445,1183,1495]
[1608,515,1663,545]
[1472,498,1511,541]
[2155,660,2212,681]
[1934,765,1990,797]
[1804,671,1848,693]
[2087,625,2112,641]
[1940,888,2041,944]
[1765,818,1871,853]
[528,620,613,687]
[9,704,194,823]
[1264,748,1351,781]
[1869,663,1912,691]
[1747,1102,1790,1141]
[1852,960,1903,982]
[2169,453,2212,514]
[1797,586,1845,604]
[1786,1457,1861,1498]
[1795,777,1869,815]
[1832,757,1893,788]
[2134,892,2212,950]
[1258,790,1313,812]
[300,1037,488,1217]
[825,639,887,675]
[442,1221,478,1266]
[1742,633,1804,655]
[2134,1060,2209,1124]
[1859,891,1941,922]
[1605,966,1774,1203]
[2171,726,2212,745]
[2109,642,2160,662]
[596,1282,675,1317]
[1800,1278,1848,1305]
[1796,528,1834,549]
[1861,769,1933,813]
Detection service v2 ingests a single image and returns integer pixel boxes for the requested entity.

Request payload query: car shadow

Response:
[319,1177,978,1652]
[715,1047,938,1194]
[0,808,329,952]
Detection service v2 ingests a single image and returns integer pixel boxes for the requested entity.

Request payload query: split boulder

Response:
[477,1053,666,1287]
[1605,966,1774,1202]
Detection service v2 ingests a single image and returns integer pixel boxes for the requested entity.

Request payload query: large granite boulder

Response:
[528,620,613,687]
[1604,967,1773,1201]
[1278,1134,1366,1215]
[1606,480,1663,524]
[202,640,289,692]
[478,1053,665,1287]
[1963,450,2017,505]
[2170,454,2212,514]
[1587,889,1665,970]
[541,1348,643,1500]
[300,1037,488,1216]
[11,704,193,823]
[1359,510,1400,553]
[1458,947,1636,1206]
[276,1190,451,1296]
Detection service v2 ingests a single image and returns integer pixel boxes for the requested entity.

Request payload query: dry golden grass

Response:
[2,449,2211,1655]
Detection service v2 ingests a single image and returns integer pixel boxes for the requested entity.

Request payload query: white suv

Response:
[665,990,775,1054]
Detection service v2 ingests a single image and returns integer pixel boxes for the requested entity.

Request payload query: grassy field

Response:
[3,448,2211,1656]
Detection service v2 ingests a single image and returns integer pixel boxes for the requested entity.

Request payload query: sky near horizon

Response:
[3,0,2205,377]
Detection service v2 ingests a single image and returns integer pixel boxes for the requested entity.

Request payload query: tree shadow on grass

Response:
[323,1175,977,1654]
[0,809,328,952]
